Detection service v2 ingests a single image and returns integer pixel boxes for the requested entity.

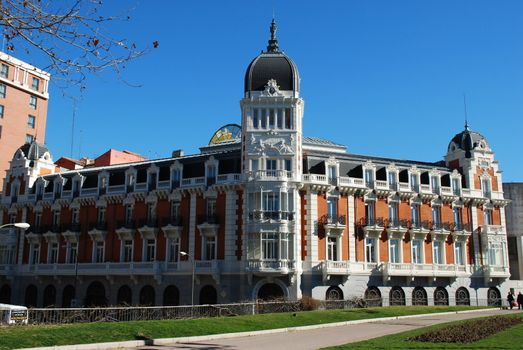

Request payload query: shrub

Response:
[409,316,522,343]
[300,296,320,311]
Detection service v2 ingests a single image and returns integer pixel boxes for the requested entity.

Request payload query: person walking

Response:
[507,292,515,309]
[517,292,523,310]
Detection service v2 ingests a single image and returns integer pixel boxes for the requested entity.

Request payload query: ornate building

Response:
[0,21,511,307]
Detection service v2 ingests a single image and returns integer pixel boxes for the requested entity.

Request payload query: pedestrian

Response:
[517,292,523,310]
[507,292,515,309]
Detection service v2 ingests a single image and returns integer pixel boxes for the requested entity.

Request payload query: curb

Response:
[19,308,502,350]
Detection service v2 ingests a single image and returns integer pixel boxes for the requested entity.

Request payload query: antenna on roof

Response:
[463,93,470,130]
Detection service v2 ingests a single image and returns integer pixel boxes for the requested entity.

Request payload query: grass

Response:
[326,314,523,349]
[0,306,484,350]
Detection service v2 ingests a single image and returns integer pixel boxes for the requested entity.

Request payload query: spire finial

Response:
[267,18,280,53]
[463,93,470,131]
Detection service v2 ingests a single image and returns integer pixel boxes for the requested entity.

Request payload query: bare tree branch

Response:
[0,0,156,90]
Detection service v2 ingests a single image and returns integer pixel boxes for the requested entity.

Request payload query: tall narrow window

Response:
[455,242,464,265]
[388,172,397,189]
[389,239,400,263]
[453,207,462,230]
[147,203,155,223]
[31,244,40,264]
[125,205,133,224]
[327,197,338,222]
[252,108,259,128]
[327,237,338,261]
[170,202,180,222]
[206,199,216,220]
[261,109,267,128]
[488,242,502,266]
[67,242,78,264]
[412,240,422,264]
[452,178,460,196]
[269,109,275,128]
[365,238,376,263]
[94,241,105,263]
[0,84,6,98]
[284,108,292,129]
[29,96,37,109]
[145,239,156,261]
[481,178,491,197]
[410,173,419,191]
[0,64,8,78]
[71,208,79,224]
[284,159,292,172]
[484,208,493,225]
[0,104,4,118]
[365,201,375,225]
[432,206,441,228]
[122,240,133,262]
[48,243,58,263]
[431,175,439,193]
[26,134,34,143]
[433,241,443,264]
[168,237,180,262]
[365,169,374,187]
[328,165,337,185]
[277,109,283,128]
[31,77,40,91]
[389,202,399,226]
[261,232,278,260]
[204,236,216,260]
[52,210,60,227]
[411,203,421,227]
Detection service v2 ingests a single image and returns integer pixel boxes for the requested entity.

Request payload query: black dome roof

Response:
[244,20,299,93]
[17,140,49,161]
[448,123,490,158]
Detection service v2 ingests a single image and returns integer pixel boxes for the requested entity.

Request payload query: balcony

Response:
[337,177,367,195]
[249,170,292,181]
[194,260,221,275]
[321,260,351,280]
[320,214,346,236]
[374,180,391,197]
[419,184,437,201]
[482,265,510,281]
[249,210,294,221]
[115,220,136,240]
[430,221,452,239]
[246,260,296,275]
[137,219,158,239]
[451,222,472,240]
[360,217,385,235]
[21,261,163,277]
[481,225,504,235]
[386,219,408,237]
[383,263,471,278]
[216,173,241,184]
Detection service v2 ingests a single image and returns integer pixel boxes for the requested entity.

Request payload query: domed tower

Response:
[3,139,56,195]
[240,20,304,300]
[445,122,508,270]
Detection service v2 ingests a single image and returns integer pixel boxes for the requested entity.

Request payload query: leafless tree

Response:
[0,0,157,90]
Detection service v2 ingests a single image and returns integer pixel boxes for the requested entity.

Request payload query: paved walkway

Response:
[130,308,522,350]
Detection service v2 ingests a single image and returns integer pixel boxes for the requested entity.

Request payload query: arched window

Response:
[117,285,132,306]
[412,287,427,306]
[62,285,75,308]
[389,286,405,306]
[85,281,107,307]
[25,285,38,307]
[434,287,448,306]
[199,285,218,305]
[326,286,343,300]
[139,285,155,306]
[364,286,382,307]
[487,287,501,306]
[257,283,284,301]
[455,287,470,306]
[43,285,56,307]
[163,285,180,306]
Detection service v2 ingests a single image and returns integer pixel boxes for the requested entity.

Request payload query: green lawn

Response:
[0,306,484,350]
[326,314,523,350]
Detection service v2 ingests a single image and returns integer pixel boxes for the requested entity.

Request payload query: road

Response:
[132,308,521,350]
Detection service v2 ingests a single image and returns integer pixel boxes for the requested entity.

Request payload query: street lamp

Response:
[0,223,30,229]
[180,251,195,316]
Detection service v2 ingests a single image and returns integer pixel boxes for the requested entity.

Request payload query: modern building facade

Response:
[0,22,511,308]
[0,52,50,193]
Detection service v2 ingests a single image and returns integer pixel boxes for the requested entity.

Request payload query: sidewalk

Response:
[20,308,523,350]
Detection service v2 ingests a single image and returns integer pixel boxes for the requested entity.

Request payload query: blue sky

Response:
[29,1,523,181]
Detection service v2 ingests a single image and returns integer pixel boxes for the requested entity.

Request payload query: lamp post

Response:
[0,223,30,230]
[179,251,195,316]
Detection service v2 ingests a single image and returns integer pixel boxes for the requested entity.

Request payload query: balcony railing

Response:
[160,216,183,227]
[250,170,292,181]
[320,214,346,226]
[249,211,294,221]
[359,217,385,227]
[246,260,296,273]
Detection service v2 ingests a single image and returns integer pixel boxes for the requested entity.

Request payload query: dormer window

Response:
[364,169,374,187]
[206,165,216,186]
[328,165,337,185]
[431,175,440,193]
[148,172,157,191]
[171,169,180,188]
[73,180,80,197]
[410,173,419,192]
[54,182,61,198]
[388,171,397,190]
